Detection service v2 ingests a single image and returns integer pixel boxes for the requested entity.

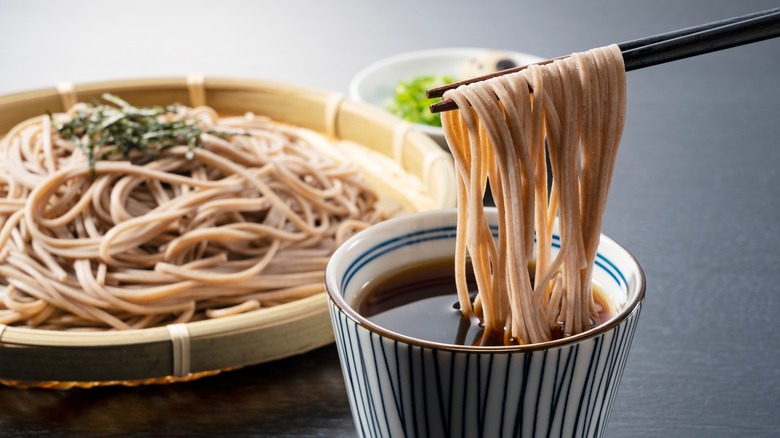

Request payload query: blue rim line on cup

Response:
[325,209,646,353]
[341,226,629,300]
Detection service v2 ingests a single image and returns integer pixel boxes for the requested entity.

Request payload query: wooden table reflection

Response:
[0,346,356,436]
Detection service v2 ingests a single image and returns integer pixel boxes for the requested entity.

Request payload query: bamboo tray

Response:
[0,75,456,388]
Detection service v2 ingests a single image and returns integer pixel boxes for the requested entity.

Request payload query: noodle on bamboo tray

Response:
[0,76,455,388]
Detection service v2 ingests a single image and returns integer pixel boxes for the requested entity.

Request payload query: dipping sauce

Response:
[356,257,614,346]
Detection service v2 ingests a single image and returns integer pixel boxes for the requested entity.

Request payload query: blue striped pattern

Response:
[330,301,641,438]
[328,220,643,437]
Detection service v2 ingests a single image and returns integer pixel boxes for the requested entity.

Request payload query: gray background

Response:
[1,0,779,436]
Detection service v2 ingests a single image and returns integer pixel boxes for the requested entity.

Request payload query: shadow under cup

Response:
[325,208,645,438]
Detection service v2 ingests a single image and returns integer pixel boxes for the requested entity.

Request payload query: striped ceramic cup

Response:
[325,208,645,438]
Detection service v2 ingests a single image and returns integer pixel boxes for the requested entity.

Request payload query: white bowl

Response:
[349,48,545,148]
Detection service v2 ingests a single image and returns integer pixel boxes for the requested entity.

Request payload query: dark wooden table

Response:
[1,0,779,436]
[0,345,356,436]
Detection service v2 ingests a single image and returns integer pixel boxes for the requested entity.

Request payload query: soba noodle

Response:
[442,44,626,345]
[0,100,383,330]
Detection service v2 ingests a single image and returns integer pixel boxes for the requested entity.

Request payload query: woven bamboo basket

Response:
[0,75,455,389]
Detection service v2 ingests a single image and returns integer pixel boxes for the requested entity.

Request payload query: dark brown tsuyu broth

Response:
[356,257,615,346]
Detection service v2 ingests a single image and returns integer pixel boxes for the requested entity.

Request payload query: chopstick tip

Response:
[430,99,457,114]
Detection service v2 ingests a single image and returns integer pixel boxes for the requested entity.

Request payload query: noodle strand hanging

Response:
[442,44,626,345]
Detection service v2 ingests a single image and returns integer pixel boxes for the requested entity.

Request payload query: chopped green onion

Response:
[386,75,455,127]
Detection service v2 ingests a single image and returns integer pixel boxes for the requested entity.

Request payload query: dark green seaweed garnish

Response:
[51,93,230,178]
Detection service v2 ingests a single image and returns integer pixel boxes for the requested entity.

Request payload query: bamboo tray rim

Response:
[0,293,326,347]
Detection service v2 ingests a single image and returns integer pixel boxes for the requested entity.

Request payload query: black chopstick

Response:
[428,7,780,113]
[621,7,780,71]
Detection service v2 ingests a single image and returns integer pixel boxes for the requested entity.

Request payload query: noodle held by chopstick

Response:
[442,45,626,345]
